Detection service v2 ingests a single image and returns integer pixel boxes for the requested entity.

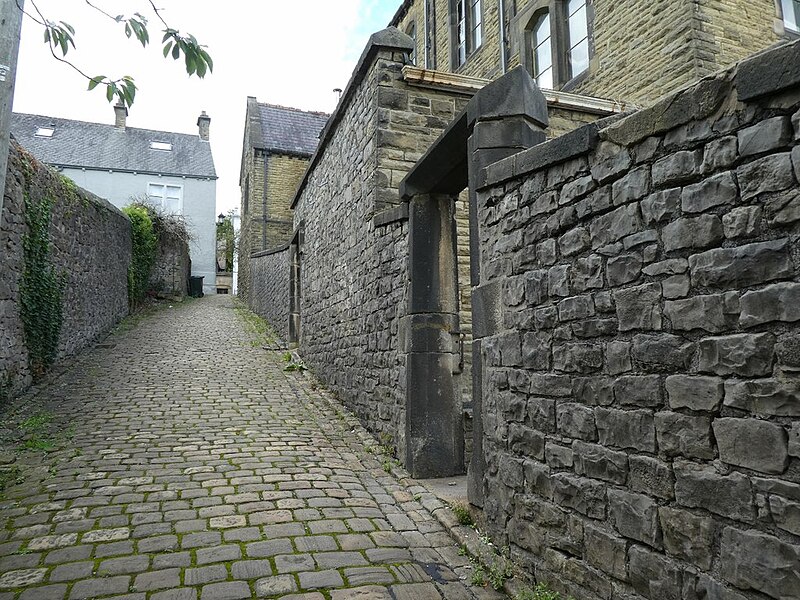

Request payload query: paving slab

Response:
[0,296,499,598]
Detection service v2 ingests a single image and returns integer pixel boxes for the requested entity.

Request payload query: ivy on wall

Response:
[20,190,65,376]
[122,204,157,308]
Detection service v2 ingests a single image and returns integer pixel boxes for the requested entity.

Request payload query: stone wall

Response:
[0,141,130,398]
[149,230,189,298]
[474,40,800,600]
[249,246,290,342]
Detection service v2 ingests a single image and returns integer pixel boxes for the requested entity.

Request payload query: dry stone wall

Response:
[1,142,130,398]
[475,40,800,600]
[249,246,290,342]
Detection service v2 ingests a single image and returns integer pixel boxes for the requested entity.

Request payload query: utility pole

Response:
[0,0,24,222]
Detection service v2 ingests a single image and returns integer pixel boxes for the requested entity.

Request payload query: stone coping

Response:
[480,37,800,190]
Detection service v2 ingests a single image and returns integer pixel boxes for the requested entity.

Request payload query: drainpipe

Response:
[0,0,24,224]
[424,0,430,69]
[498,0,507,73]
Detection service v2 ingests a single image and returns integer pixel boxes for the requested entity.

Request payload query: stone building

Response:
[10,108,218,293]
[237,98,328,301]
[390,0,796,105]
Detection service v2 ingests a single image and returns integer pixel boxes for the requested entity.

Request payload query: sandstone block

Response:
[659,507,714,570]
[613,375,662,408]
[552,343,603,373]
[560,175,596,205]
[571,255,604,291]
[595,408,656,452]
[558,227,590,257]
[523,460,553,498]
[606,254,642,287]
[615,283,662,331]
[724,378,800,416]
[590,144,632,183]
[663,215,723,252]
[790,423,800,457]
[612,166,651,206]
[572,376,614,406]
[652,150,702,187]
[737,153,795,200]
[558,295,595,321]
[665,295,727,332]
[665,375,723,411]
[545,442,573,469]
[608,489,661,548]
[713,418,788,474]
[674,462,754,522]
[655,412,713,459]
[740,282,800,327]
[522,332,551,370]
[720,527,800,599]
[723,205,762,238]
[525,270,549,305]
[632,334,693,371]
[572,441,628,484]
[589,203,642,249]
[547,265,570,298]
[681,171,737,213]
[556,403,597,441]
[584,524,627,581]
[701,136,737,174]
[689,238,793,289]
[641,188,680,226]
[551,473,606,519]
[629,455,674,499]
[508,424,545,460]
[766,189,800,226]
[628,545,683,600]
[769,495,800,536]
[698,333,775,377]
[605,341,632,375]
[737,116,792,157]
[641,258,687,277]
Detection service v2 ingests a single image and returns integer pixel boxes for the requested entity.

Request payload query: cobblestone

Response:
[0,297,488,598]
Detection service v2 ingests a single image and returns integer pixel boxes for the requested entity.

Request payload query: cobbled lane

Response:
[0,296,501,600]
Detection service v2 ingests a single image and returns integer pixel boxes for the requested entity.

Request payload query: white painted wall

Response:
[61,168,217,293]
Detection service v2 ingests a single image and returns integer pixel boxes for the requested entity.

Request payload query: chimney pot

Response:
[114,102,128,129]
[197,111,211,141]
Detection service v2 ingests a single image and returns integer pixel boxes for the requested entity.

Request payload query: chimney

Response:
[114,102,127,129]
[197,111,210,141]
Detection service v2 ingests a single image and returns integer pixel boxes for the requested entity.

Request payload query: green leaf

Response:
[87,76,104,91]
[125,23,131,38]
[162,41,173,58]
[172,44,180,59]
[106,83,115,102]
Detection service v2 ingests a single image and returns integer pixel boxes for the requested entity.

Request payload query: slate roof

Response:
[255,103,329,157]
[10,113,217,179]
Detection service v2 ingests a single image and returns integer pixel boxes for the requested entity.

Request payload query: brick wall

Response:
[1,142,131,399]
[475,40,800,600]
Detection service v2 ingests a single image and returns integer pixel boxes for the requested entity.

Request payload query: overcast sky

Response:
[13,0,400,214]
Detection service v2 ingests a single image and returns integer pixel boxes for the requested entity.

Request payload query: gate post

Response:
[403,192,464,478]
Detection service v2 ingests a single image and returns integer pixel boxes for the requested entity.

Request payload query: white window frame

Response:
[147,182,184,216]
[452,0,483,68]
[781,0,800,33]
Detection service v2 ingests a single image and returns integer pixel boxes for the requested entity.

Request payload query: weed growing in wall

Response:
[123,204,157,308]
[20,190,65,376]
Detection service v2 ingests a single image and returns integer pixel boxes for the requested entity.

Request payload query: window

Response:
[407,22,417,65]
[147,183,183,215]
[452,0,483,67]
[567,0,589,76]
[35,127,54,137]
[149,141,173,151]
[523,0,591,90]
[782,0,800,33]
[532,12,553,89]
